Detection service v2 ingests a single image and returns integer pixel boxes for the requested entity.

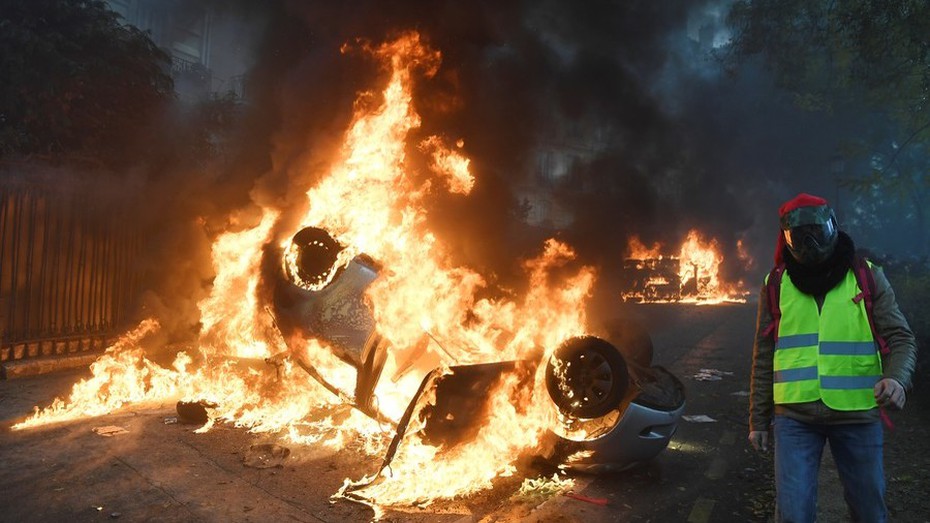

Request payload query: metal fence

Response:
[0,165,142,363]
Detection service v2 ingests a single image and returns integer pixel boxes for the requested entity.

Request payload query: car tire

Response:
[288,227,344,288]
[545,336,629,419]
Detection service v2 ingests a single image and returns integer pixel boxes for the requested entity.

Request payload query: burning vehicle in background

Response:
[619,231,749,304]
[620,256,714,302]
[620,257,683,302]
[270,225,686,474]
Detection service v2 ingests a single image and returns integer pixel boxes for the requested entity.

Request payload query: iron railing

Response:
[171,55,200,74]
[0,165,142,362]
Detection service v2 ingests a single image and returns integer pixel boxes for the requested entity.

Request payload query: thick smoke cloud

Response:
[134,0,908,338]
[236,1,749,293]
[240,1,723,267]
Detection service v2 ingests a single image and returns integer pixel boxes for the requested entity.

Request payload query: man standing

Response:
[749,193,917,522]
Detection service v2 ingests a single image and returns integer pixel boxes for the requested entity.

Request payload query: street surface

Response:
[1,303,927,522]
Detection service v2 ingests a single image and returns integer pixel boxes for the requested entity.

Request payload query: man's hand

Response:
[874,378,906,410]
[748,430,770,452]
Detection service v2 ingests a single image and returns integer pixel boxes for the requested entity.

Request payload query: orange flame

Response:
[199,208,281,359]
[419,135,474,194]
[16,31,596,510]
[626,235,663,260]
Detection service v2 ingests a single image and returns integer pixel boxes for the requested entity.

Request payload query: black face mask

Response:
[785,220,838,266]
[783,231,855,296]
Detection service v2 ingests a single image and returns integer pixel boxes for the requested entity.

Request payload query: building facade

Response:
[106,0,251,102]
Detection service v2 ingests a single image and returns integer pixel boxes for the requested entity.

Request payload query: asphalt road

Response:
[1,302,927,522]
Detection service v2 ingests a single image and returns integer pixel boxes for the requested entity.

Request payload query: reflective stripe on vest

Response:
[773,268,882,411]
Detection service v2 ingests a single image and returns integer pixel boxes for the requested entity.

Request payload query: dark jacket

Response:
[749,258,918,431]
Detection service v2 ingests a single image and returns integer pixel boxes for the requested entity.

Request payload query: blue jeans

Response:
[773,415,886,523]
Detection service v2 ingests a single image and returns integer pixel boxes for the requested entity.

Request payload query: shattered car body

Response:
[268,226,686,473]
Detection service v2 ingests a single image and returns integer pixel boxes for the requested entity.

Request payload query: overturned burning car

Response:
[265,225,686,475]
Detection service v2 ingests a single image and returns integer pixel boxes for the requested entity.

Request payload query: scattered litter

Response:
[242,443,291,469]
[730,390,750,396]
[682,415,717,423]
[692,368,734,381]
[93,426,129,437]
[512,474,575,502]
[564,493,609,506]
[163,417,178,425]
[109,513,121,519]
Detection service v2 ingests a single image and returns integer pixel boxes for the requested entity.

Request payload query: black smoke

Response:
[132,0,905,337]
[236,1,728,275]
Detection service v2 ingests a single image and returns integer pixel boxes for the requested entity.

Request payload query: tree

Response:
[725,0,930,254]
[726,1,930,122]
[840,136,930,254]
[0,0,174,167]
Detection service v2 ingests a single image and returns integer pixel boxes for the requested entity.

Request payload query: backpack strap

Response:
[850,256,896,430]
[850,256,891,356]
[762,263,786,341]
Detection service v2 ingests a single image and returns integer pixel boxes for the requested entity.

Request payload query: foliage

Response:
[160,91,247,171]
[838,134,930,253]
[725,0,930,254]
[726,0,930,127]
[0,0,174,167]
[882,261,930,344]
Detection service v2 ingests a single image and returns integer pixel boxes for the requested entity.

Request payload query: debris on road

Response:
[242,443,290,469]
[682,414,717,423]
[564,492,610,506]
[512,474,575,502]
[93,426,129,437]
[176,400,217,424]
[692,368,733,381]
[163,416,178,425]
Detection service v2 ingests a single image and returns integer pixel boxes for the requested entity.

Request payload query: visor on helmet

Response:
[784,220,836,250]
[780,204,838,265]
[779,204,834,230]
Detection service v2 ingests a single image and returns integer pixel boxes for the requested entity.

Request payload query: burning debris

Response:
[92,426,129,437]
[176,400,217,425]
[513,474,576,502]
[620,231,749,304]
[13,31,686,511]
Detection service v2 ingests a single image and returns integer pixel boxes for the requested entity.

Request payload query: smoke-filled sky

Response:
[134,0,917,333]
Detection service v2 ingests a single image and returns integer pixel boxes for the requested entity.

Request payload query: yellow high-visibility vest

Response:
[771,268,881,410]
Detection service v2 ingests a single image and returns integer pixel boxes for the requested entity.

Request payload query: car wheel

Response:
[287,227,344,289]
[545,336,629,419]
